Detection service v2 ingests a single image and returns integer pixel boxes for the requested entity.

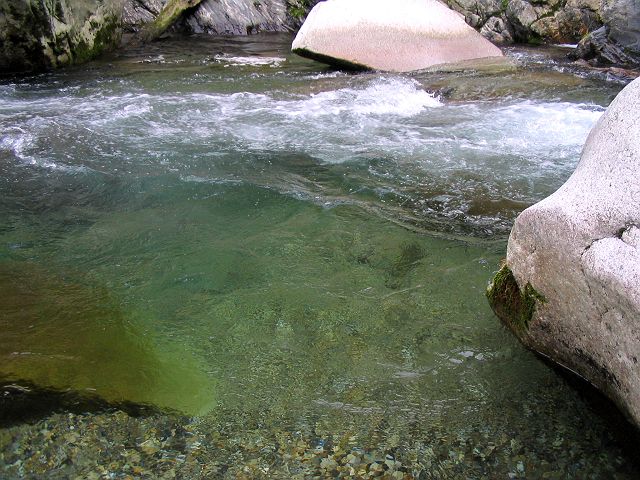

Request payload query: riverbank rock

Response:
[291,0,503,72]
[123,0,303,34]
[487,78,640,426]
[572,0,640,67]
[186,0,288,35]
[444,0,601,45]
[0,0,123,73]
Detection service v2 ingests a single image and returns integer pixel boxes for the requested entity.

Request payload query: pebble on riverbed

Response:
[0,402,634,479]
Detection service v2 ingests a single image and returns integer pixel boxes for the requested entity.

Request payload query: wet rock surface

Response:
[122,0,303,34]
[572,0,640,67]
[186,0,289,35]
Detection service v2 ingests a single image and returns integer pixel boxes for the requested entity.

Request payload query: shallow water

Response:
[1,34,637,477]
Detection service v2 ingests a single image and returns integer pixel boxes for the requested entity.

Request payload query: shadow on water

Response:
[0,381,169,428]
[545,358,640,465]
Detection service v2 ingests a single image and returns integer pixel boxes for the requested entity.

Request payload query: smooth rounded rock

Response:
[488,77,640,427]
[291,0,503,72]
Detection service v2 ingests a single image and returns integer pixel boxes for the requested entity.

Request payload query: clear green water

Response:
[1,34,637,477]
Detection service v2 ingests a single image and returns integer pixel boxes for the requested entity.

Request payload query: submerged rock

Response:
[0,0,123,73]
[291,0,503,72]
[488,78,640,427]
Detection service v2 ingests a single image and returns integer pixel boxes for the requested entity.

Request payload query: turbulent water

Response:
[1,34,637,478]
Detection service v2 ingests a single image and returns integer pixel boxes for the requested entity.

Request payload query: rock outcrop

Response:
[138,0,205,41]
[0,0,123,73]
[123,0,302,35]
[186,0,288,35]
[445,0,639,68]
[444,0,601,45]
[487,77,640,427]
[572,0,640,67]
[291,0,503,72]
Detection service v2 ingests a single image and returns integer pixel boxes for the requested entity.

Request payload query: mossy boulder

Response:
[0,0,123,73]
[490,77,640,428]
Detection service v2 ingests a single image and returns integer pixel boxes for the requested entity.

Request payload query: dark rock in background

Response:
[444,0,601,45]
[122,0,312,35]
[0,0,123,73]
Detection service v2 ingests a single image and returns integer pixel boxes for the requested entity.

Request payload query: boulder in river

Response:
[291,0,503,72]
[487,77,640,427]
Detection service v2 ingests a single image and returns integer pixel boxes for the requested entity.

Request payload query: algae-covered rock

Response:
[0,0,123,73]
[489,77,640,427]
[291,0,503,72]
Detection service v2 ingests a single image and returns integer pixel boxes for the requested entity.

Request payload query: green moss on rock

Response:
[140,0,205,42]
[71,14,121,64]
[0,1,123,73]
[287,0,311,20]
[486,264,545,332]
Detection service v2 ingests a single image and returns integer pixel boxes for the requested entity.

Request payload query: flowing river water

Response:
[0,34,638,478]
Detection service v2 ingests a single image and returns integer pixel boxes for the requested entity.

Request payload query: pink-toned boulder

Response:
[291,0,503,72]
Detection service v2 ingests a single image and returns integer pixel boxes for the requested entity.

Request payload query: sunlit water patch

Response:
[0,34,636,478]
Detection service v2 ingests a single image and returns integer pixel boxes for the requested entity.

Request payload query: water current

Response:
[1,34,638,478]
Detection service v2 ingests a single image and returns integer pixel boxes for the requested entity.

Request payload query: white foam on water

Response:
[1,132,90,173]
[282,77,442,118]
[442,101,604,170]
[214,55,286,67]
[0,74,603,192]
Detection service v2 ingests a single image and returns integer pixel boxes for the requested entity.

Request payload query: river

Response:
[0,33,637,478]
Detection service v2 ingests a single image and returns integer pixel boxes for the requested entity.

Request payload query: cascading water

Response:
[0,34,637,478]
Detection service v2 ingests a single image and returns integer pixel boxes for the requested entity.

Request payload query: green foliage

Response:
[287,0,310,20]
[486,264,545,332]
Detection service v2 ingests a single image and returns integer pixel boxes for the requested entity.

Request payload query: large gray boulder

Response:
[0,0,123,73]
[487,77,640,426]
[291,0,503,72]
